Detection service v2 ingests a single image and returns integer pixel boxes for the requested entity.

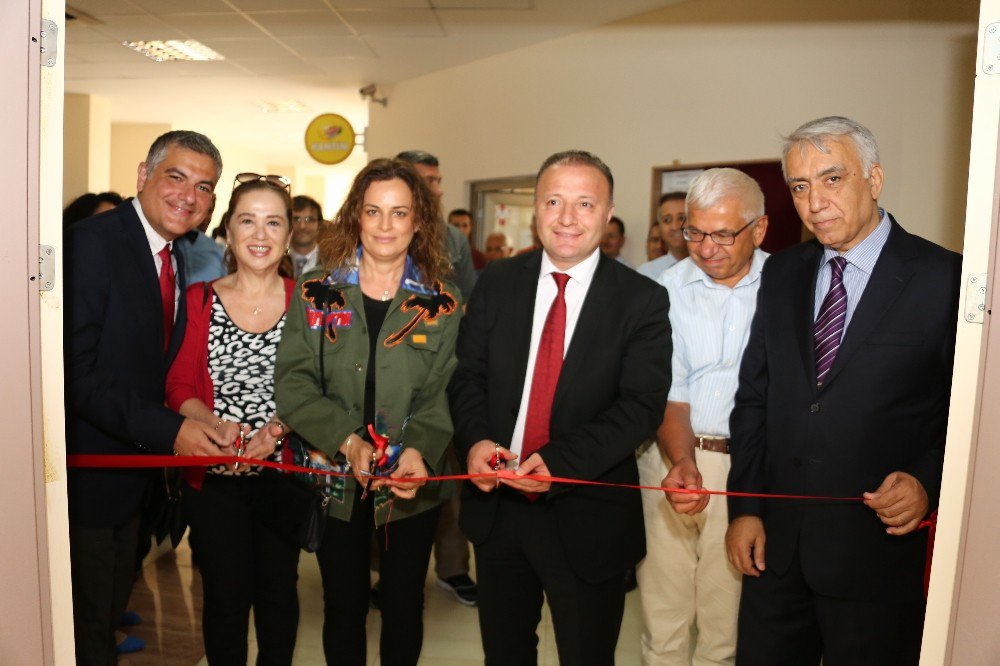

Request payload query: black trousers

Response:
[736,540,926,666]
[69,512,141,666]
[314,490,441,666]
[184,475,302,665]
[475,491,626,666]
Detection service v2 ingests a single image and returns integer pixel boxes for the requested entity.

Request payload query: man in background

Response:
[638,191,690,280]
[289,195,324,278]
[601,216,630,267]
[449,208,487,271]
[484,231,514,263]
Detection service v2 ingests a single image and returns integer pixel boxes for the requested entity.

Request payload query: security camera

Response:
[359,84,377,97]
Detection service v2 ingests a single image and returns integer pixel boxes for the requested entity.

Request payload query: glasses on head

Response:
[234,172,291,191]
[682,218,758,246]
[293,214,320,224]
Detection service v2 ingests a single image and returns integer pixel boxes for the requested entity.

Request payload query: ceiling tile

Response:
[86,15,189,41]
[131,0,232,12]
[431,0,532,7]
[161,13,266,41]
[339,9,445,37]
[331,0,430,8]
[65,23,117,44]
[233,57,324,77]
[201,38,294,59]
[230,0,332,10]
[287,36,376,58]
[69,42,155,64]
[66,1,144,16]
[247,11,352,38]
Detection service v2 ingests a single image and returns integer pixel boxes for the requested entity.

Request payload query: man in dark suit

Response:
[725,116,961,665]
[65,130,229,665]
[449,150,671,664]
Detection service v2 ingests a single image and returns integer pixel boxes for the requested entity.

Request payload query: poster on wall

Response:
[660,169,705,194]
[304,113,356,165]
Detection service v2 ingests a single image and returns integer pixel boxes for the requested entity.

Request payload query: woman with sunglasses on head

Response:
[167,172,300,664]
[275,159,462,665]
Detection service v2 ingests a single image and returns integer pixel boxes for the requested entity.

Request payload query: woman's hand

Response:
[384,448,429,499]
[242,420,286,461]
[214,420,242,452]
[339,433,375,488]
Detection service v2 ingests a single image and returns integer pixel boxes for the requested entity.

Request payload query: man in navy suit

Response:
[725,117,961,665]
[450,150,671,664]
[64,130,229,665]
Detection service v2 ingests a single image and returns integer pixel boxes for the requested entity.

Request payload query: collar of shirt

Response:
[132,198,171,257]
[673,249,769,291]
[822,208,890,274]
[539,247,600,290]
[290,246,318,263]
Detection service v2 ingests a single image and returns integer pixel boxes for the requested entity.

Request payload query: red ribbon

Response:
[367,424,390,468]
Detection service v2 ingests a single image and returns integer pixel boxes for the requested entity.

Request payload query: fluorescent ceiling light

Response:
[123,40,225,62]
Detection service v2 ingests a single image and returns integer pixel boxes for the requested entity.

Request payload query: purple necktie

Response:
[814,256,848,387]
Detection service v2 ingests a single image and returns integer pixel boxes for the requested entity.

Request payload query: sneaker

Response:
[116,635,145,654]
[120,611,143,627]
[437,574,478,606]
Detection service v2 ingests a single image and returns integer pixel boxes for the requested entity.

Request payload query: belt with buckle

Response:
[695,436,729,454]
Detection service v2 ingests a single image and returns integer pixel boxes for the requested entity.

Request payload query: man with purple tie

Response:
[725,116,962,665]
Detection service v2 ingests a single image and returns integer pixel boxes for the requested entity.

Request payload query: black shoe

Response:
[624,566,638,593]
[437,574,478,606]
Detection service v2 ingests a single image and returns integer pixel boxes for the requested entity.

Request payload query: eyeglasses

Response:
[234,172,291,191]
[293,214,320,224]
[682,218,759,246]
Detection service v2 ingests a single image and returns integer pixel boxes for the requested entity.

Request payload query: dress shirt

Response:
[660,250,768,436]
[813,210,890,333]
[290,246,319,277]
[509,248,601,463]
[133,198,180,318]
[636,252,679,280]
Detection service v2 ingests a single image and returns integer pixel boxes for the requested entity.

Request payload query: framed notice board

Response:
[651,159,807,254]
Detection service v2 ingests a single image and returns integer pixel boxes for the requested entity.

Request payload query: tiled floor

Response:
[122,537,644,664]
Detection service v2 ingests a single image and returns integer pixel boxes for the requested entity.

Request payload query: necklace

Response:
[252,305,262,315]
[381,290,391,302]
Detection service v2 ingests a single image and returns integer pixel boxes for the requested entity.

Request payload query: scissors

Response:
[359,450,377,500]
[233,427,246,472]
[491,442,502,488]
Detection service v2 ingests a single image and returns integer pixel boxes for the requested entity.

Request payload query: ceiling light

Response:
[255,100,308,114]
[123,40,225,62]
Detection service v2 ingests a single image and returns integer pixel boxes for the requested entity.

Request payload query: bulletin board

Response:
[651,159,807,254]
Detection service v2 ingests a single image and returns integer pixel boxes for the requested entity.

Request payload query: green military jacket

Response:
[274,259,462,525]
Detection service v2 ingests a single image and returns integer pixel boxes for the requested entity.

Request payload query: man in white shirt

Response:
[637,168,768,665]
[289,195,323,278]
[637,191,690,280]
[450,150,671,664]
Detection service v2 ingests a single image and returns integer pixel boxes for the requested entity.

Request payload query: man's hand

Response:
[662,456,709,515]
[173,418,228,456]
[466,439,516,493]
[503,452,552,494]
[725,515,766,577]
[863,471,929,536]
[385,448,429,499]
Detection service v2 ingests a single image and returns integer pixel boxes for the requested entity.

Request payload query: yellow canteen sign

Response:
[304,113,356,165]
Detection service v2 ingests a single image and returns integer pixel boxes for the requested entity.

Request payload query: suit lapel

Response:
[508,253,542,403]
[118,202,165,329]
[793,242,824,389]
[820,220,917,390]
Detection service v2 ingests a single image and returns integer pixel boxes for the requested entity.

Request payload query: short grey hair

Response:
[144,130,223,181]
[781,116,879,179]
[686,168,765,225]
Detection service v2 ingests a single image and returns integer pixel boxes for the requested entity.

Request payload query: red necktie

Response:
[521,272,570,465]
[158,244,175,351]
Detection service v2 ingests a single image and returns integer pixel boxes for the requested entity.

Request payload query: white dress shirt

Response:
[636,252,678,280]
[509,248,601,464]
[132,198,179,319]
[659,250,768,436]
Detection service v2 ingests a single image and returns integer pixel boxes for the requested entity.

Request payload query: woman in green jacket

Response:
[274,158,462,665]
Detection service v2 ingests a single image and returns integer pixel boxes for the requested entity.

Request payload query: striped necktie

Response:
[814,256,847,387]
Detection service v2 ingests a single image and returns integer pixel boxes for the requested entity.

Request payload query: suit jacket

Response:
[449,250,672,583]
[64,201,188,528]
[727,216,961,600]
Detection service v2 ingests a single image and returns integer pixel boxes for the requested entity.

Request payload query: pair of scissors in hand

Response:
[233,428,246,472]
[359,452,377,500]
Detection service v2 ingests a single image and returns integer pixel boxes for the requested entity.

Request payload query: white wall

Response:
[366,0,977,265]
